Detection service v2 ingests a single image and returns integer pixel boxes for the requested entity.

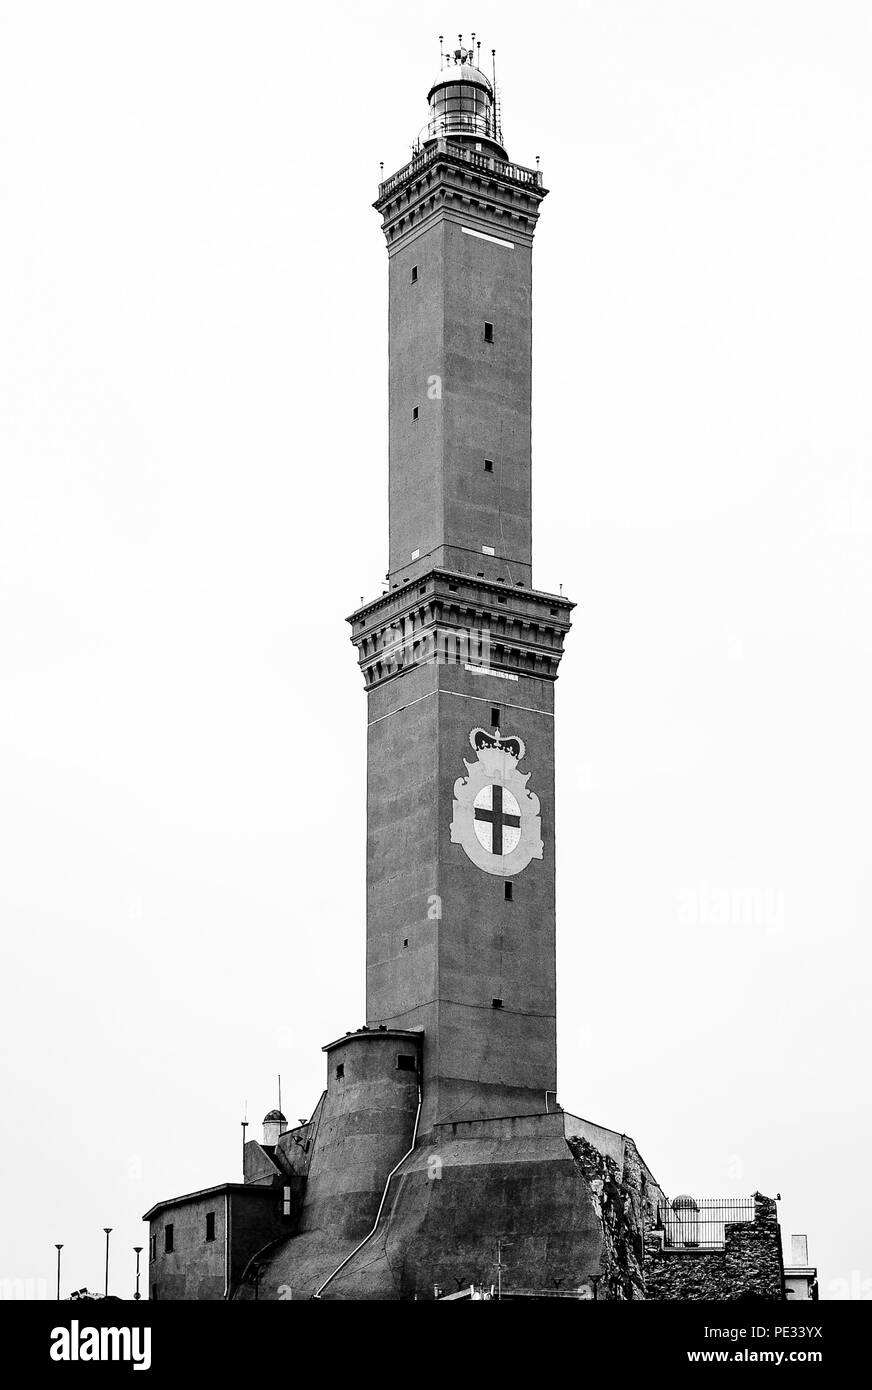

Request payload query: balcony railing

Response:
[378,140,543,202]
[655,1197,756,1250]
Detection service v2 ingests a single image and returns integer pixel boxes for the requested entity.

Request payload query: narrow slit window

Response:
[164,1224,174,1254]
[205,1212,215,1243]
[335,1063,344,1080]
[283,1186,292,1217]
[484,458,494,473]
[504,881,513,902]
[412,406,419,421]
[491,707,500,726]
[484,321,494,344]
[411,265,418,283]
[403,938,409,948]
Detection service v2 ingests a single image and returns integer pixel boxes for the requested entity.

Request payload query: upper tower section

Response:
[374,38,548,592]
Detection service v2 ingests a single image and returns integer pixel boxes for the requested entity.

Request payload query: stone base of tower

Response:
[234,1110,659,1301]
[230,1028,664,1301]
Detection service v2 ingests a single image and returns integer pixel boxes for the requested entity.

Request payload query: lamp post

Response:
[133,1247,143,1301]
[55,1244,63,1300]
[103,1229,112,1298]
[496,1238,514,1301]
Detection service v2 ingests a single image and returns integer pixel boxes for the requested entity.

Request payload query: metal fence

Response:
[655,1196,756,1250]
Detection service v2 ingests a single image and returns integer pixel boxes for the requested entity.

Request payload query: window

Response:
[504,881,513,902]
[205,1212,215,1243]
[482,545,495,556]
[151,1285,158,1301]
[411,548,420,560]
[412,406,419,421]
[396,1053,417,1072]
[411,264,418,283]
[335,1063,345,1080]
[449,583,458,592]
[550,607,558,616]
[484,321,494,344]
[484,458,494,472]
[403,938,409,948]
[149,1234,156,1262]
[164,1225,174,1254]
[492,997,503,1009]
[283,1186,292,1218]
[491,707,500,726]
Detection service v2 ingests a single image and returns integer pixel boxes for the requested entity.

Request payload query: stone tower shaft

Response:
[349,57,573,1134]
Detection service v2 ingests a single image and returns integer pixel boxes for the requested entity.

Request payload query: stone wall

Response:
[644,1193,784,1301]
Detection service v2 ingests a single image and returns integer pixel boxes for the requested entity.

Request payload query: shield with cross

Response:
[450,728,543,876]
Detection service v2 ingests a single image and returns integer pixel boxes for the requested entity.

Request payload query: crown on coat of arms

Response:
[469,727,526,762]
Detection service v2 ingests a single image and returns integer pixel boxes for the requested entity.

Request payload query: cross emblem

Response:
[473,782,522,856]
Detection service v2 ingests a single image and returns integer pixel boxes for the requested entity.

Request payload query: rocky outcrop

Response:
[566,1135,649,1299]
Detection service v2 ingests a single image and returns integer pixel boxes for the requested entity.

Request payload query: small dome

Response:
[428,61,492,101]
[673,1194,699,1209]
[262,1109,286,1125]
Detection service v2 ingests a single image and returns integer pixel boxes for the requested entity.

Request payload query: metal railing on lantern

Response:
[378,139,544,202]
[654,1196,757,1250]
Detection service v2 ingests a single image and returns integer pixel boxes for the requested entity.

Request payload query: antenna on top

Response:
[278,1073,282,1115]
[439,34,444,69]
[477,40,482,67]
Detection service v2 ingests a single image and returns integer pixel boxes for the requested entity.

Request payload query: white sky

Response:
[1,0,869,1300]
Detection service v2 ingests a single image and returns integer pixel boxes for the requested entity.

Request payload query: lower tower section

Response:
[350,570,573,1133]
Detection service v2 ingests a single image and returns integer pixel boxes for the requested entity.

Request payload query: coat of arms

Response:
[450,728,543,877]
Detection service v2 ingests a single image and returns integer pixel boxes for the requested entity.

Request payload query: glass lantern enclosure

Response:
[424,61,507,159]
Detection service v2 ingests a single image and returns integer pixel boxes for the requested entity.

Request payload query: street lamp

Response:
[55,1245,63,1301]
[496,1238,514,1301]
[133,1247,143,1301]
[103,1229,112,1298]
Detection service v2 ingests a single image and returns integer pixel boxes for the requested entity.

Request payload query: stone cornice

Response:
[375,141,547,250]
[348,569,574,691]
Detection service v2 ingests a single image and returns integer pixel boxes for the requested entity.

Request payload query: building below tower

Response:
[144,1031,790,1301]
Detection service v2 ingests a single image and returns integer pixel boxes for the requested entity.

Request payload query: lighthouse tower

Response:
[143,42,795,1302]
[349,41,573,1134]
